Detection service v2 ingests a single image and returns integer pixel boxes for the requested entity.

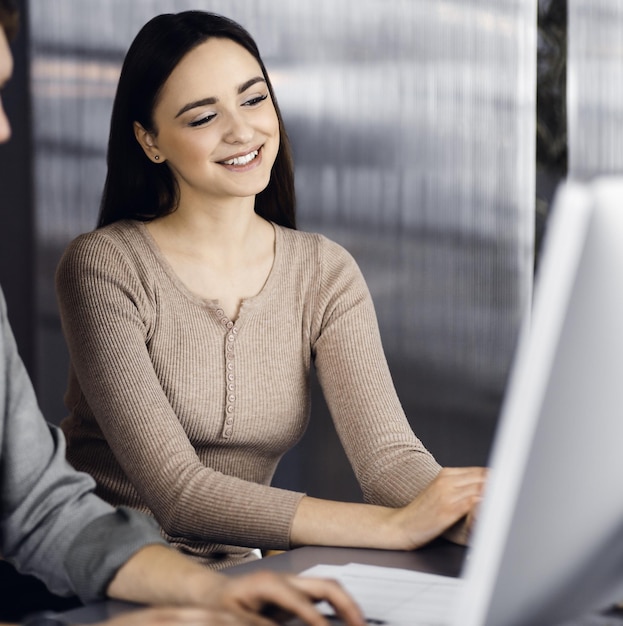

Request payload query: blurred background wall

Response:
[568,0,623,179]
[1,0,538,502]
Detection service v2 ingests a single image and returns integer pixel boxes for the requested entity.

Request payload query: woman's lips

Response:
[218,146,264,171]
[221,148,259,166]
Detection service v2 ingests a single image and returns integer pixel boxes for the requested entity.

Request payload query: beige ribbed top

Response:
[56,220,441,568]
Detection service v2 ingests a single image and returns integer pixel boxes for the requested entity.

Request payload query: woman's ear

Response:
[133,121,165,163]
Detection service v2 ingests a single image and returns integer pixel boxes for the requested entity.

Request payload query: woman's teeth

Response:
[222,150,259,166]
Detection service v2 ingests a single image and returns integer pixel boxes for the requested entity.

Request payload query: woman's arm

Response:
[311,238,443,506]
[300,237,486,547]
[291,467,485,550]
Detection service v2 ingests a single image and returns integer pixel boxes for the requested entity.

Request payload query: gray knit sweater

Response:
[0,287,166,602]
[56,221,441,568]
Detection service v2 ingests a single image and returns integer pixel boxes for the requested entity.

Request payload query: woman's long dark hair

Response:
[98,11,296,229]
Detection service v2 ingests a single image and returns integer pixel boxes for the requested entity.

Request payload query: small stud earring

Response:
[154,155,160,161]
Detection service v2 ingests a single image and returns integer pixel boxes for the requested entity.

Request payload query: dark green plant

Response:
[536,0,567,267]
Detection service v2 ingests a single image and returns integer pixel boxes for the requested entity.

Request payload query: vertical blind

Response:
[568,0,623,178]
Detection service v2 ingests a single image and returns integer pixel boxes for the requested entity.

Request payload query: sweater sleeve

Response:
[55,232,303,550]
[311,238,442,508]
[64,507,167,602]
[0,288,166,602]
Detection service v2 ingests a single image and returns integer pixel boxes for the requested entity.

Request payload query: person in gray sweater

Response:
[0,2,363,625]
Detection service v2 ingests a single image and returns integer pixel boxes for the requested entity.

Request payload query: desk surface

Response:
[225,541,466,578]
[55,542,463,624]
[56,542,623,625]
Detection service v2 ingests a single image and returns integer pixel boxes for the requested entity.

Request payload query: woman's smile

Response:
[218,145,263,171]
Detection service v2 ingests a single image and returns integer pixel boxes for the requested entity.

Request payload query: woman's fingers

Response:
[394,466,488,549]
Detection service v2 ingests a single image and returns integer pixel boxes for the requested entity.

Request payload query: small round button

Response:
[226,417,233,425]
[227,373,234,381]
[224,428,232,436]
[227,405,234,413]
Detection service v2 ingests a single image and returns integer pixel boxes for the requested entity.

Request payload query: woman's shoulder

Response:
[61,221,146,262]
[276,224,357,265]
[66,220,142,248]
[58,221,154,283]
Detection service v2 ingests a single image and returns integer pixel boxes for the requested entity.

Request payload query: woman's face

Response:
[136,37,280,208]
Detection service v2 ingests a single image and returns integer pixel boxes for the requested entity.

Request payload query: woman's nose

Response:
[222,110,253,145]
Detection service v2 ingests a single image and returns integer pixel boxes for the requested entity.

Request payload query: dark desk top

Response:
[54,541,463,624]
[225,540,466,578]
[55,542,623,625]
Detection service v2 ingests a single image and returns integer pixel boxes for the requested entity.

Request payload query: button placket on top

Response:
[215,308,237,439]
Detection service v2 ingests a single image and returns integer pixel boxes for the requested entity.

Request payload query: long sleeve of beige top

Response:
[55,220,441,568]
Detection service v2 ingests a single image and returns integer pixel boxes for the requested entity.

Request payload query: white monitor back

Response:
[457,178,623,626]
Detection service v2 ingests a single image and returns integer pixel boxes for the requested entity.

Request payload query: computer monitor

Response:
[459,177,623,625]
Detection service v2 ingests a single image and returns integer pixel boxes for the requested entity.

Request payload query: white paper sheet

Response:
[300,562,463,625]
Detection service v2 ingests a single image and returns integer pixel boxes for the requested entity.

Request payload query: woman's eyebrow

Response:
[237,76,265,94]
[175,76,266,118]
[175,96,216,118]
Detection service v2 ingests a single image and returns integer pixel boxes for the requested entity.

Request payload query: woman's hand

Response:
[291,466,487,552]
[388,467,487,550]
[442,497,482,546]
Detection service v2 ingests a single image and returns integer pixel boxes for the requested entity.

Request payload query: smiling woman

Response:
[132,38,279,217]
[97,11,295,231]
[55,10,486,569]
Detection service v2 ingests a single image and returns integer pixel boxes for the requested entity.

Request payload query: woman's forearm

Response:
[290,467,487,552]
[291,496,402,550]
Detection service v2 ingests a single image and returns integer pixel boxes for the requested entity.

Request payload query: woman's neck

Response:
[144,197,276,320]
[147,196,267,265]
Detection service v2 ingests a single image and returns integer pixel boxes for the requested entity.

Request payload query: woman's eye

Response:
[243,94,268,107]
[188,113,217,128]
